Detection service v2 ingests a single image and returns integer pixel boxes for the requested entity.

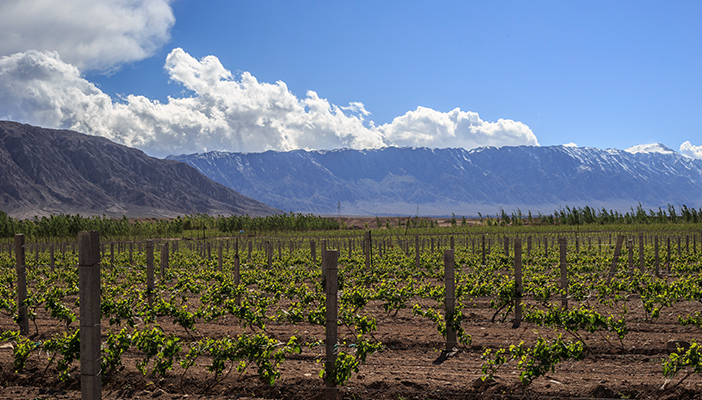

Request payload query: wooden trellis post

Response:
[217,242,223,272]
[233,249,241,306]
[267,240,272,269]
[146,240,154,306]
[607,235,626,283]
[444,249,457,349]
[513,238,522,328]
[50,243,55,271]
[654,236,660,276]
[324,249,339,400]
[627,239,634,276]
[638,233,644,272]
[15,234,28,335]
[667,237,672,274]
[161,242,169,278]
[311,239,317,264]
[78,231,102,400]
[364,231,371,269]
[559,238,568,309]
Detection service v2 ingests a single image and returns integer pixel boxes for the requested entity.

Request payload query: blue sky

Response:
[1,1,701,158]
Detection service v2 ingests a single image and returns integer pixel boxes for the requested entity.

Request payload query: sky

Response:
[0,0,701,159]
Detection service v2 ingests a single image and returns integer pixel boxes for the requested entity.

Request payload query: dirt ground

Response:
[2,290,702,400]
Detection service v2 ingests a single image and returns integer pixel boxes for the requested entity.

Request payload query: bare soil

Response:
[2,290,702,400]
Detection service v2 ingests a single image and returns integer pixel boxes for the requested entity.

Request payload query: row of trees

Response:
[1,202,701,240]
[0,211,341,241]
[481,204,702,226]
[216,212,340,233]
[0,212,188,241]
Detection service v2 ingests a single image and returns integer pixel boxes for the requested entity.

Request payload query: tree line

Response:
[0,211,340,241]
[481,204,702,226]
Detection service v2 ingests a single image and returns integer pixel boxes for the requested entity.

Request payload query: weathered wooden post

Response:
[78,231,101,400]
[607,235,626,283]
[503,236,509,257]
[109,242,114,267]
[481,235,486,265]
[415,235,420,269]
[654,236,660,276]
[667,236,671,274]
[526,236,532,259]
[146,240,154,306]
[324,249,339,400]
[15,234,28,335]
[217,242,223,272]
[161,242,169,278]
[559,238,568,309]
[544,237,549,257]
[364,231,371,269]
[267,240,272,269]
[638,233,644,272]
[50,243,55,271]
[694,235,697,254]
[513,238,522,328]
[233,250,241,306]
[128,242,133,265]
[450,236,455,251]
[311,239,317,264]
[627,239,634,276]
[444,249,457,349]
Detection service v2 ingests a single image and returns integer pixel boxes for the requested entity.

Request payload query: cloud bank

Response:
[0,0,175,71]
[680,141,702,160]
[0,48,539,157]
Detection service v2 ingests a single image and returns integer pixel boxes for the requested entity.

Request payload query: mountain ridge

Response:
[168,145,702,216]
[0,121,280,219]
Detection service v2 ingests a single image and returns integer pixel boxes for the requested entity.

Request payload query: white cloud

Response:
[563,142,577,147]
[680,141,702,160]
[0,48,539,157]
[379,106,538,149]
[0,0,174,71]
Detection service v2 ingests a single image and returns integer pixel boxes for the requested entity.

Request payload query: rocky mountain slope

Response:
[169,145,702,216]
[0,121,279,218]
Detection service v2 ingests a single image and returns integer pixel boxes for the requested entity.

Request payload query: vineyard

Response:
[2,226,702,399]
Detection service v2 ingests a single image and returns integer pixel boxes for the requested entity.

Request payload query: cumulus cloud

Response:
[0,48,539,157]
[379,106,537,149]
[0,0,174,71]
[680,141,702,160]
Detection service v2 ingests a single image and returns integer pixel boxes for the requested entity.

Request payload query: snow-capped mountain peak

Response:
[625,143,676,155]
[169,145,702,215]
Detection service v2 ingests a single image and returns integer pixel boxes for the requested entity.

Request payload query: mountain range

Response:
[0,121,279,219]
[168,144,702,216]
